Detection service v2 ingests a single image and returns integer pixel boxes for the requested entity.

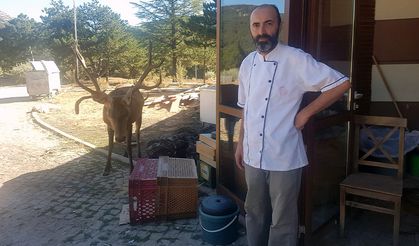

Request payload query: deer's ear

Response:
[122,88,134,105]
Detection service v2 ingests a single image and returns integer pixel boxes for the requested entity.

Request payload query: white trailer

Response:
[26,60,61,97]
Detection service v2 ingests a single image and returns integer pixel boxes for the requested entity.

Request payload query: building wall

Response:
[370,0,419,129]
[375,0,419,20]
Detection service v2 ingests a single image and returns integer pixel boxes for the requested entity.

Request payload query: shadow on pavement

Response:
[0,148,248,246]
[0,96,33,104]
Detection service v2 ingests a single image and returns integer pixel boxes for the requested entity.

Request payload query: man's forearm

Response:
[302,80,351,118]
[294,80,351,129]
[238,115,244,145]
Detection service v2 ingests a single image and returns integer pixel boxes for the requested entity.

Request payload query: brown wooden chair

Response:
[340,115,407,246]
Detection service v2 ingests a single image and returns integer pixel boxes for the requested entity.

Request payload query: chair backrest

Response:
[353,115,407,178]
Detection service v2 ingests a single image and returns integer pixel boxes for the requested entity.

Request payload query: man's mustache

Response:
[255,34,274,43]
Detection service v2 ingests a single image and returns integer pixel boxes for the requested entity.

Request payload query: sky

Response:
[0,0,141,25]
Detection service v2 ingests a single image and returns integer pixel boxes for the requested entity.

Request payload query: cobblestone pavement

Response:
[0,86,247,246]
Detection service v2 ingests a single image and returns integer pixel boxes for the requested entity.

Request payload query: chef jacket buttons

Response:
[259,133,263,136]
[265,98,268,101]
[268,80,272,83]
[261,115,264,118]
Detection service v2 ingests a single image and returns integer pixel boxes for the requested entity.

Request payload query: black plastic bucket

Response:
[199,195,239,245]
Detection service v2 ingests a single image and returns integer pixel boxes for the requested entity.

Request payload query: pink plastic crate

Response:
[129,158,158,224]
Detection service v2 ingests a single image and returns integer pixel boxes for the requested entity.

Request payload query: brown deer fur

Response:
[71,44,162,176]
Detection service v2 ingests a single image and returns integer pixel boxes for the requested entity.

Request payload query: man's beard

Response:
[253,33,279,53]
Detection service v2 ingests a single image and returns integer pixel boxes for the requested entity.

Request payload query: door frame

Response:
[298,0,376,244]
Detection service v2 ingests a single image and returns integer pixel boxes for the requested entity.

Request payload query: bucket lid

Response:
[201,195,238,216]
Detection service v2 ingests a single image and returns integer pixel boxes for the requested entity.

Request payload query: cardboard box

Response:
[199,133,216,149]
[200,154,216,168]
[199,160,216,188]
[196,141,215,161]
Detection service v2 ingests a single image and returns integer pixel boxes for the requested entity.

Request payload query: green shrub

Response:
[9,62,33,84]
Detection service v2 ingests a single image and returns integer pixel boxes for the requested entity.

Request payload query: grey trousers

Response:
[244,164,302,246]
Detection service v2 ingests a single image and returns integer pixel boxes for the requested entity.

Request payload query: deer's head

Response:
[71,43,163,142]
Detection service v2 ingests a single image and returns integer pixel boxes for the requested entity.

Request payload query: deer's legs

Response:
[127,125,134,173]
[104,128,114,176]
[136,130,141,158]
[136,117,142,158]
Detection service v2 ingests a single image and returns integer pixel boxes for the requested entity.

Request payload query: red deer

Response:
[71,44,163,176]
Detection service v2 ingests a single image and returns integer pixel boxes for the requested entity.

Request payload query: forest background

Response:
[0,0,216,85]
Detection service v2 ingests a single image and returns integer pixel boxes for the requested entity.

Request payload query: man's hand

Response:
[235,143,244,170]
[294,110,310,130]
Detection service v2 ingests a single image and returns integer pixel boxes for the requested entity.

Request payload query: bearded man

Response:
[234,4,351,246]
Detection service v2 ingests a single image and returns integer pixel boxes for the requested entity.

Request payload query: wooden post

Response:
[372,55,403,118]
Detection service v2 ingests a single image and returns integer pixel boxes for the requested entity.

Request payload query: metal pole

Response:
[73,0,79,76]
[372,55,403,118]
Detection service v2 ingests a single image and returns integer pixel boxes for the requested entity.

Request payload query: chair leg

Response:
[340,186,346,237]
[393,199,401,246]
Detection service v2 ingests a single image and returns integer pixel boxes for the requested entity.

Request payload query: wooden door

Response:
[299,0,375,244]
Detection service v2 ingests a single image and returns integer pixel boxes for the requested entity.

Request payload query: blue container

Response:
[199,195,240,245]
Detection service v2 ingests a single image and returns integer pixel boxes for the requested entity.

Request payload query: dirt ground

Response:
[35,82,212,158]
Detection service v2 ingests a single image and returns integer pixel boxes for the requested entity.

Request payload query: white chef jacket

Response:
[237,43,348,171]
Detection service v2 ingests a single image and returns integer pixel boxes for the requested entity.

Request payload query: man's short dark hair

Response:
[253,4,282,25]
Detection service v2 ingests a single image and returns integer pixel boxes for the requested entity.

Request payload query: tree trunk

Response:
[203,46,206,84]
[170,1,177,82]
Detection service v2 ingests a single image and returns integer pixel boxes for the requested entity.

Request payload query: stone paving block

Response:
[162,228,181,239]
[149,232,167,242]
[109,208,121,216]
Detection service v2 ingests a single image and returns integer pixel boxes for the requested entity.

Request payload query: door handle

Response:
[354,91,363,100]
